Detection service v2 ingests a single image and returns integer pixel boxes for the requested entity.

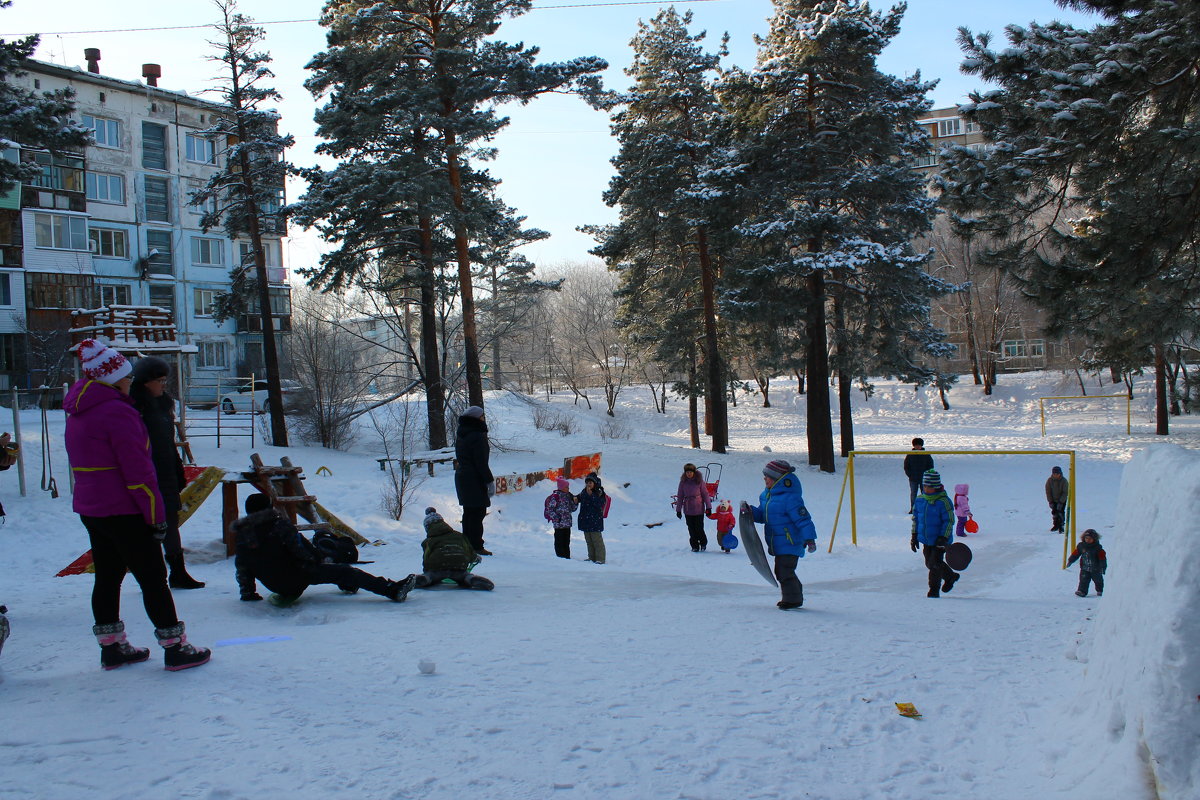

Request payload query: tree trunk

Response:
[696,227,727,453]
[688,344,700,448]
[838,370,854,457]
[418,212,447,449]
[805,268,834,472]
[794,369,805,396]
[961,285,982,385]
[1155,342,1169,435]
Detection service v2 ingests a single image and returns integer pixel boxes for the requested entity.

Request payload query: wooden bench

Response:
[377,448,457,476]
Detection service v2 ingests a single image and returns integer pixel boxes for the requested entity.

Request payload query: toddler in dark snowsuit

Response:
[234,493,416,604]
[1066,529,1106,597]
[414,508,494,590]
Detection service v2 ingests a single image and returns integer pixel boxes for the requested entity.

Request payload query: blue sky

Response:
[2,0,1098,267]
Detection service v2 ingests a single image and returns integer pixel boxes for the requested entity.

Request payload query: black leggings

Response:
[553,527,572,559]
[685,514,708,550]
[461,507,487,550]
[82,513,179,630]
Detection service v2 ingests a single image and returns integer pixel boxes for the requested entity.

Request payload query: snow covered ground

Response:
[1,370,1196,799]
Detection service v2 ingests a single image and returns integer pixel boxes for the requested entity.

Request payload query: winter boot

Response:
[942,573,959,594]
[155,622,211,672]
[927,589,940,598]
[466,575,495,591]
[386,574,418,602]
[1075,590,1086,597]
[94,621,150,670]
[166,554,205,590]
[1,605,10,658]
[777,601,803,610]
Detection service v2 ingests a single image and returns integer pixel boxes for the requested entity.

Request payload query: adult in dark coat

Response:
[130,356,204,589]
[234,493,416,603]
[902,437,934,513]
[454,406,494,555]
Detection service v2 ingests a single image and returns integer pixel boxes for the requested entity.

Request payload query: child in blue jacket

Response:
[743,459,817,610]
[911,469,959,598]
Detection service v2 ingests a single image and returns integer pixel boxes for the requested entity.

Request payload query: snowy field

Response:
[1,370,1197,800]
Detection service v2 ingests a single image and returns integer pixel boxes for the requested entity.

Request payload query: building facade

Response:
[914,106,1083,375]
[0,55,290,393]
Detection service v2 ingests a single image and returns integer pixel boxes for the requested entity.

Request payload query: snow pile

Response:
[1062,444,1200,799]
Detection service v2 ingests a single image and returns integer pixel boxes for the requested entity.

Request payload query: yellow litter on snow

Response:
[895,703,921,718]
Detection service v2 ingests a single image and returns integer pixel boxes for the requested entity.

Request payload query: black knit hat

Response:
[131,355,171,384]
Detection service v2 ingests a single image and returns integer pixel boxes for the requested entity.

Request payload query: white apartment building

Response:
[0,53,290,392]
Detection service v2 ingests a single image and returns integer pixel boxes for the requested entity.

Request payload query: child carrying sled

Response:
[707,499,736,552]
[1066,529,1106,597]
[544,478,578,559]
[415,508,494,590]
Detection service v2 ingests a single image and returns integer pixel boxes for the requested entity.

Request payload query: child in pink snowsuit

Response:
[708,500,736,553]
[953,483,971,538]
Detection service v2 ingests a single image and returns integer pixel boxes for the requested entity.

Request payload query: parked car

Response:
[219,379,311,414]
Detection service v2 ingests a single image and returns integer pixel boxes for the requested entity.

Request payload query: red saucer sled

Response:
[964,518,979,534]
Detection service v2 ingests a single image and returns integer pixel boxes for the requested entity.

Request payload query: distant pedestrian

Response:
[576,474,608,564]
[1066,529,1106,597]
[743,459,817,609]
[903,438,934,513]
[454,406,494,556]
[673,463,711,552]
[1045,465,1069,532]
[544,477,578,559]
[911,469,959,598]
[953,483,972,538]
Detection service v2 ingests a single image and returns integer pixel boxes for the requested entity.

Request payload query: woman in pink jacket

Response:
[64,340,209,672]
[673,463,712,552]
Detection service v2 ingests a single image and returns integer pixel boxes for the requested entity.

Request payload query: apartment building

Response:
[0,53,290,391]
[914,106,1082,374]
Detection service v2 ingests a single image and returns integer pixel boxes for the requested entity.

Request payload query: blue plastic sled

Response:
[720,533,739,550]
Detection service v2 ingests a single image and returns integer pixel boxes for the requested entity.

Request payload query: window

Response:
[88,227,128,258]
[97,284,131,306]
[937,118,962,137]
[268,288,291,316]
[145,230,173,274]
[239,241,276,267]
[1028,339,1045,357]
[28,273,92,309]
[142,122,167,170]
[197,340,227,369]
[144,176,170,222]
[0,273,10,305]
[33,212,88,250]
[30,152,84,192]
[194,288,219,316]
[1002,340,1027,358]
[85,171,124,204]
[82,114,121,148]
[912,152,938,168]
[185,134,215,164]
[148,284,175,317]
[190,237,223,266]
[964,120,979,134]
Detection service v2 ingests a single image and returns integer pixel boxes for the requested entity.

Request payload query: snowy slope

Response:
[0,371,1194,799]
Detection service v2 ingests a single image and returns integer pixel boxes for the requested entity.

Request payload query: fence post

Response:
[11,387,25,497]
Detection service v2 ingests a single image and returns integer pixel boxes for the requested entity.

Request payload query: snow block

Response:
[1064,444,1200,799]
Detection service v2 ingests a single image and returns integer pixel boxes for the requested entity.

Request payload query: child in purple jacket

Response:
[953,483,972,538]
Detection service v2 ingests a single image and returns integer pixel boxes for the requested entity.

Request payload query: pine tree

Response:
[720,0,946,471]
[0,1,90,193]
[302,0,606,411]
[594,9,731,452]
[937,0,1200,435]
[192,0,295,447]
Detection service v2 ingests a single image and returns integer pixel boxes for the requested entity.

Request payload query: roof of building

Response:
[20,58,228,114]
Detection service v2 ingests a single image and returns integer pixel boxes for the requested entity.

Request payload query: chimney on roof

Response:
[84,48,101,73]
[142,63,161,87]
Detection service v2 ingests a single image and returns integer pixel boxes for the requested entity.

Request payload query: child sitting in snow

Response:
[953,483,972,537]
[415,508,494,590]
[707,499,736,552]
[544,478,578,560]
[1066,529,1106,597]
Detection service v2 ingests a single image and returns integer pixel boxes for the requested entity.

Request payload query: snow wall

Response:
[1065,444,1200,799]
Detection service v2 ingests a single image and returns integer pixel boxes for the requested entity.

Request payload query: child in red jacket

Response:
[708,499,736,553]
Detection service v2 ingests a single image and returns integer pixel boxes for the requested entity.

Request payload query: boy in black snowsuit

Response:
[903,437,934,514]
[234,493,416,604]
[1066,528,1107,597]
[414,508,494,590]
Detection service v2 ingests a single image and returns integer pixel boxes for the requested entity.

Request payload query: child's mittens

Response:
[676,510,682,519]
[806,541,817,553]
[910,535,918,553]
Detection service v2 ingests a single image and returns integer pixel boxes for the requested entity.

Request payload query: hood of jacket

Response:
[954,483,969,495]
[64,378,131,418]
